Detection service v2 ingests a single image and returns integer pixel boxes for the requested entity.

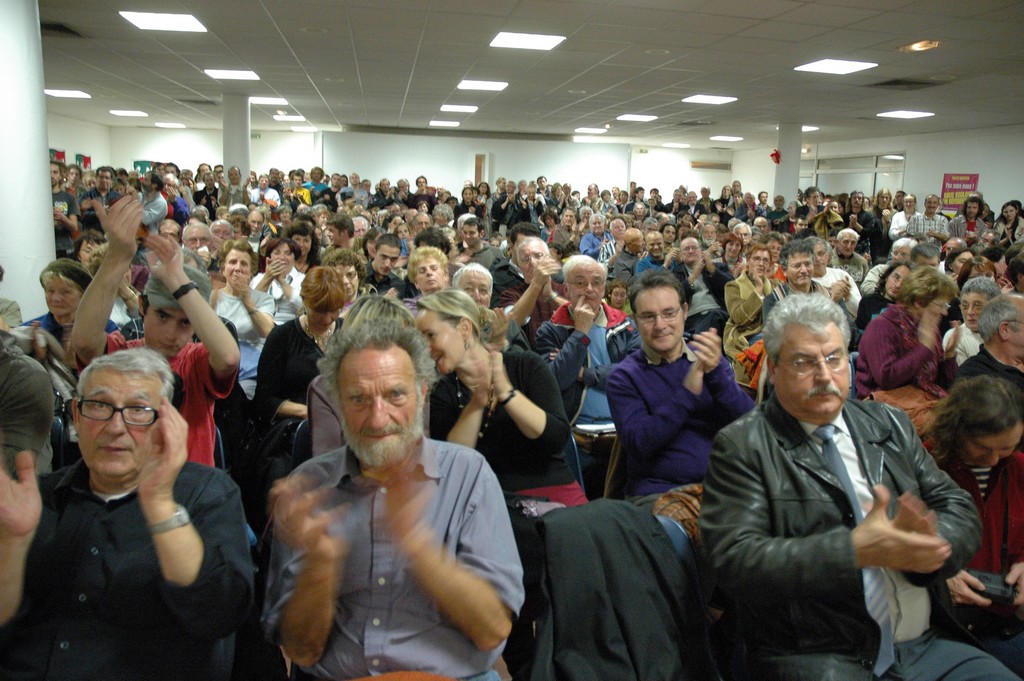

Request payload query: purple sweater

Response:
[607,347,754,496]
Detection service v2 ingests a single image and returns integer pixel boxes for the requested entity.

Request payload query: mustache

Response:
[806,384,843,398]
[361,424,403,437]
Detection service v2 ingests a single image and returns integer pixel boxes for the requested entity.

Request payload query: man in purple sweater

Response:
[607,270,754,498]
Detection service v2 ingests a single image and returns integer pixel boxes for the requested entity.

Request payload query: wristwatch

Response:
[148,504,191,534]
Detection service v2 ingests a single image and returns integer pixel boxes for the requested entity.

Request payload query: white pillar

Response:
[0,0,53,319]
[222,94,251,178]
[773,123,803,205]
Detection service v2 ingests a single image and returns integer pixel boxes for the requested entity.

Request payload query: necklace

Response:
[301,316,333,351]
[455,375,496,440]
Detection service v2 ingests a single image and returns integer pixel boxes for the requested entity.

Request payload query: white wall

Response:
[628,145,738,197]
[733,124,1024,209]
[322,131,630,192]
[46,113,111,168]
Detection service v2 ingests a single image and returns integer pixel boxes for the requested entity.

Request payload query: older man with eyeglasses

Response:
[606,270,753,500]
[0,348,253,680]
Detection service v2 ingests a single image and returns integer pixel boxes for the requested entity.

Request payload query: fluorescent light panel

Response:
[45,89,90,99]
[490,32,565,51]
[155,122,185,128]
[709,135,743,142]
[662,143,691,148]
[440,104,478,113]
[882,155,905,160]
[119,11,207,32]
[877,110,934,119]
[250,96,288,106]
[458,79,507,91]
[682,94,737,105]
[205,69,260,81]
[802,125,819,132]
[273,114,305,122]
[430,120,460,127]
[794,58,877,75]
[575,127,607,134]
[110,110,148,117]
[617,114,658,122]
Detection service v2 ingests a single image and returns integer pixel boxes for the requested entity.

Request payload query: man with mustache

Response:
[700,294,1014,680]
[262,322,523,681]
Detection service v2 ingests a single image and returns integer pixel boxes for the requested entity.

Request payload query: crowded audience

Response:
[3,157,1024,680]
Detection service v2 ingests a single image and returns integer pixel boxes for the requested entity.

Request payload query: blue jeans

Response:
[877,628,1017,680]
[462,671,501,681]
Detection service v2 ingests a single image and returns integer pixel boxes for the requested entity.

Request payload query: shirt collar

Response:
[799,412,848,441]
[642,340,697,366]
[340,437,441,484]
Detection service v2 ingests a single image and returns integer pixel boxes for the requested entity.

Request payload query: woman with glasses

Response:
[943,277,1000,365]
[928,377,1024,677]
[855,266,959,432]
[723,243,774,384]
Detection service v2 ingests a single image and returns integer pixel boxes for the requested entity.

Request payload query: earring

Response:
[464,341,470,350]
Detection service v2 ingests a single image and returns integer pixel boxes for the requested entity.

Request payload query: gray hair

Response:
[978,294,1024,342]
[190,206,210,223]
[960,277,1001,300]
[892,237,918,253]
[79,347,175,401]
[452,262,492,290]
[352,215,369,231]
[807,236,831,257]
[183,222,213,240]
[562,254,606,281]
[318,321,437,408]
[433,203,454,221]
[763,295,851,364]
[778,239,816,267]
[837,228,858,241]
[516,236,547,258]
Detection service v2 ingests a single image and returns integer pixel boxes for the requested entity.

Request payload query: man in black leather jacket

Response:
[700,294,1015,681]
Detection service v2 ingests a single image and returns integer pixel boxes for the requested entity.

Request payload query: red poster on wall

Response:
[940,173,979,211]
[49,148,66,163]
[76,153,92,170]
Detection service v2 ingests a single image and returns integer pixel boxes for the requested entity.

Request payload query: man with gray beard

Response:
[262,322,523,681]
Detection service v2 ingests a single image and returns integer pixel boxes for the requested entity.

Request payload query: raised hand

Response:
[143,233,188,288]
[99,195,145,258]
[136,398,189,508]
[572,296,597,334]
[0,449,41,543]
[271,476,348,563]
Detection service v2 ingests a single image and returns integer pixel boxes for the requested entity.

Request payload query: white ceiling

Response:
[38,0,1024,151]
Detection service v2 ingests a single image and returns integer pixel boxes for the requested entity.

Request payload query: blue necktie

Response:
[815,424,895,676]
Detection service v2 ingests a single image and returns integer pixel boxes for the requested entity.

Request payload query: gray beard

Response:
[341,406,426,469]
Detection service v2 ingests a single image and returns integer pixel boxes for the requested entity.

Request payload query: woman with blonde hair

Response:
[416,288,585,678]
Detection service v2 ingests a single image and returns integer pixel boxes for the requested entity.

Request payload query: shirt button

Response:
[59,641,69,651]
[78,594,87,602]
[377,577,386,586]
[372,618,380,626]
[90,547,99,555]
[372,659,380,667]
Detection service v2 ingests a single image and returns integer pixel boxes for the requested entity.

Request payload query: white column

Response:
[773,123,803,205]
[222,94,251,178]
[0,0,53,319]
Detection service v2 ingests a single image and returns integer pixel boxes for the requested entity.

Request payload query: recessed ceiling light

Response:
[440,104,478,113]
[794,58,877,75]
[110,110,148,117]
[709,135,743,142]
[900,40,940,53]
[802,125,819,132]
[45,89,91,99]
[273,114,305,122]
[882,155,905,160]
[575,127,607,134]
[489,32,565,51]
[801,147,811,154]
[154,122,186,129]
[204,69,260,81]
[291,126,317,132]
[617,114,658,122]
[567,89,587,95]
[682,95,737,105]
[662,143,691,149]
[119,11,207,32]
[876,110,934,119]
[458,79,508,91]
[430,120,461,127]
[250,96,288,106]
